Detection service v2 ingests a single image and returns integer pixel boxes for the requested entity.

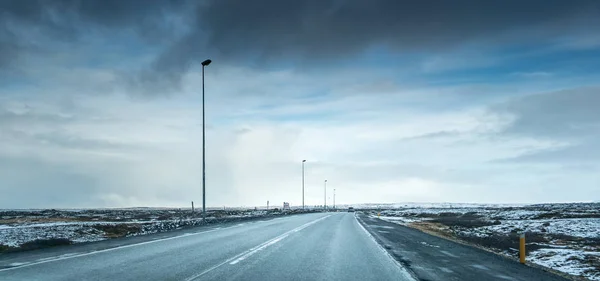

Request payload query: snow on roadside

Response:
[375,215,424,225]
[1,209,282,249]
[530,249,600,281]
[370,203,600,281]
[480,218,600,239]
[1,224,107,247]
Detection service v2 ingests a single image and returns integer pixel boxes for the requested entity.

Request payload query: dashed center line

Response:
[184,215,332,281]
[440,250,459,258]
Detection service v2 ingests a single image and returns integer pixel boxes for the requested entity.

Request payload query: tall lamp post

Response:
[302,160,306,209]
[201,58,212,221]
[333,188,336,210]
[324,179,327,211]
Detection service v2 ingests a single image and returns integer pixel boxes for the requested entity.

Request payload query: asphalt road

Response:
[0,213,413,281]
[357,213,571,281]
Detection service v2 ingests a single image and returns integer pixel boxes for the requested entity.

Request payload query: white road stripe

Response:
[440,250,459,258]
[229,235,288,265]
[184,215,332,281]
[0,226,225,272]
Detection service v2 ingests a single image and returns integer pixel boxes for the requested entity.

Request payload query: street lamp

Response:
[324,179,327,211]
[334,188,336,210]
[302,160,306,209]
[201,58,211,221]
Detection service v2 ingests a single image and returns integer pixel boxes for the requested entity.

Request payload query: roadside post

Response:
[519,233,526,264]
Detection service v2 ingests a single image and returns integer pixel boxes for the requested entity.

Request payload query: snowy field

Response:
[366,203,600,281]
[0,208,298,251]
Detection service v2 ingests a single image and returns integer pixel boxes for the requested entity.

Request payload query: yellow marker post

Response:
[519,233,526,264]
[378,212,380,218]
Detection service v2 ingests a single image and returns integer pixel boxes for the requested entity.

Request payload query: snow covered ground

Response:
[369,203,600,281]
[0,208,291,250]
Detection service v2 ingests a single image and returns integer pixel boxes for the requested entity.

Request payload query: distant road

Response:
[357,213,570,281]
[0,213,413,281]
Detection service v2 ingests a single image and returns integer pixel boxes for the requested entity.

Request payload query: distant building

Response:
[283,202,290,210]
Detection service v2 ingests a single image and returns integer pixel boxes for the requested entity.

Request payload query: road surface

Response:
[357,213,570,281]
[0,213,413,281]
[0,212,571,281]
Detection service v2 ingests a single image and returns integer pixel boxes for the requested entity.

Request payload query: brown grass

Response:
[0,244,13,253]
[19,238,73,251]
[409,221,455,239]
[92,224,142,238]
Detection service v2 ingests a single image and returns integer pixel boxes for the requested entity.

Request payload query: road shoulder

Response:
[356,213,572,281]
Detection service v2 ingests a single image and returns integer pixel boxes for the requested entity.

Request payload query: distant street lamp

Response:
[334,188,336,210]
[324,179,327,211]
[302,160,306,209]
[201,58,212,221]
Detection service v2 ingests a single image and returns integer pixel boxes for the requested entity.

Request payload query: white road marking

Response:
[184,215,332,281]
[440,250,459,258]
[229,235,287,265]
[373,225,394,229]
[471,264,489,271]
[421,241,441,248]
[438,267,453,273]
[0,226,225,272]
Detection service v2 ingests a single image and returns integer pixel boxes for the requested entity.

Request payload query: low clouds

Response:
[1,79,599,207]
[495,87,600,140]
[1,1,600,207]
[492,87,600,164]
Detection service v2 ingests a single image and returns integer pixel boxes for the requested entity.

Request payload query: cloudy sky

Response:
[1,0,600,208]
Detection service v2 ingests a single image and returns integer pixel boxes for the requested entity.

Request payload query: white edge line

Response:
[185,214,332,281]
[0,215,296,273]
[354,214,417,281]
[0,226,228,272]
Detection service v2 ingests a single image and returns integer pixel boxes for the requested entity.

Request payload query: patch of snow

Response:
[478,218,600,238]
[0,224,107,247]
[369,203,600,281]
[530,248,600,281]
[376,215,425,225]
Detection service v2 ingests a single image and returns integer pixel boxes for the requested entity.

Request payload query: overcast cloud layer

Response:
[1,0,599,208]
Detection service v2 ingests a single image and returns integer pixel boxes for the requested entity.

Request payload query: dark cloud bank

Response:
[1,0,599,90]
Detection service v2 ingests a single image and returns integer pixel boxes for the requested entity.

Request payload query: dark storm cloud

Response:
[193,0,598,60]
[2,0,600,92]
[145,0,600,91]
[0,0,188,70]
[0,0,187,35]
